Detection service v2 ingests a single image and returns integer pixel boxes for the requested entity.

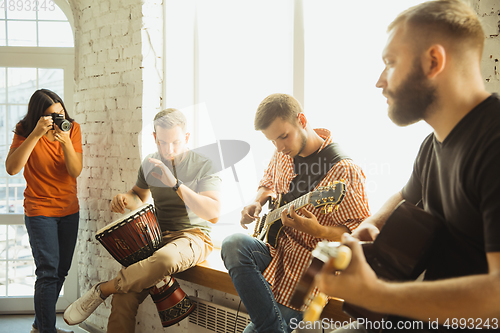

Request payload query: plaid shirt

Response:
[259,128,370,310]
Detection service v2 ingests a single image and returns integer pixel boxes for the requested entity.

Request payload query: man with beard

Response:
[317,0,500,332]
[221,93,370,332]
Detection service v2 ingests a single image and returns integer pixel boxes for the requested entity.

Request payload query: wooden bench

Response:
[174,248,352,322]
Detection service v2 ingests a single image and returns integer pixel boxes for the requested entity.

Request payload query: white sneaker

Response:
[63,283,107,325]
[30,325,74,333]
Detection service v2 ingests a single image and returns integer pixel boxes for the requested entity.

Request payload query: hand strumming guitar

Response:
[240,201,263,230]
[350,220,380,241]
[241,187,276,230]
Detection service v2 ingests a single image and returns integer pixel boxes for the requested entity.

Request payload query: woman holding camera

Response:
[5,89,82,333]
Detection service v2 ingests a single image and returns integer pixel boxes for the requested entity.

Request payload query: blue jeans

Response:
[221,233,302,333]
[25,213,79,333]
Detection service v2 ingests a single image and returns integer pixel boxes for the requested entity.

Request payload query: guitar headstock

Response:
[309,180,346,210]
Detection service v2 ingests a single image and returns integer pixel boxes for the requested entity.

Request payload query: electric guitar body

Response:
[259,194,283,248]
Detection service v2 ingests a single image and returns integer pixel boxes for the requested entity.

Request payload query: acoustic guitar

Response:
[253,181,346,248]
[291,200,443,332]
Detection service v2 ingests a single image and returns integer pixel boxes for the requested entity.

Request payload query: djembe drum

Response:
[150,276,196,327]
[95,204,162,266]
[95,204,196,327]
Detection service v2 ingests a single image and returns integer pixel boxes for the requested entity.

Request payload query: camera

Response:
[50,113,71,132]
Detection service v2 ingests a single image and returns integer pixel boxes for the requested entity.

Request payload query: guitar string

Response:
[266,193,311,226]
[264,184,343,228]
[263,185,341,229]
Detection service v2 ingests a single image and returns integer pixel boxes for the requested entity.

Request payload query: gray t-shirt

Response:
[136,150,221,235]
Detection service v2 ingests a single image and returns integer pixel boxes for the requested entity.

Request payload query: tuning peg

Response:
[326,205,334,214]
[320,207,326,214]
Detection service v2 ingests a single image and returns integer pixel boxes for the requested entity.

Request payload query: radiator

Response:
[188,297,252,333]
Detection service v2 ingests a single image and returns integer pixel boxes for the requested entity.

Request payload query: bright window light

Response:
[0,0,73,47]
[175,0,430,245]
[303,0,432,212]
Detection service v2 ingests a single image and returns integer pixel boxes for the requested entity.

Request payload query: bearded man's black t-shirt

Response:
[402,94,500,280]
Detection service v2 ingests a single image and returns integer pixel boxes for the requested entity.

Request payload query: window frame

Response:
[0,0,76,311]
[160,0,435,248]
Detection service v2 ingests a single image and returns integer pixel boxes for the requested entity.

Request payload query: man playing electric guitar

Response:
[316,1,500,332]
[221,93,370,333]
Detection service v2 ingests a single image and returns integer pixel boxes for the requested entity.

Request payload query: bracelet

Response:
[172,179,183,192]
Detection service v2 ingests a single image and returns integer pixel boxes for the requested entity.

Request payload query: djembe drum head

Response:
[95,204,162,267]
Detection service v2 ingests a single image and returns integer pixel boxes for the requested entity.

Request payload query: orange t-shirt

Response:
[10,122,83,217]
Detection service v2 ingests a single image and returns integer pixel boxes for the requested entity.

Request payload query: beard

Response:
[295,130,308,157]
[386,59,437,126]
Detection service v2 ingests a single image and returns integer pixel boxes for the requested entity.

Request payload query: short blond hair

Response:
[254,93,303,131]
[389,0,484,55]
[153,108,187,132]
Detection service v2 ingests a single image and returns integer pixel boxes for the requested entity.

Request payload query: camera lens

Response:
[51,113,72,132]
[57,119,72,131]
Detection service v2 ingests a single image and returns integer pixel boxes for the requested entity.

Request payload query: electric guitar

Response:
[253,181,346,248]
[291,200,444,332]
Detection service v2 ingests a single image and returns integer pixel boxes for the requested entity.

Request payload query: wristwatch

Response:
[172,178,183,192]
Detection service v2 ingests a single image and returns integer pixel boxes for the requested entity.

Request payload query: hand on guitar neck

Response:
[315,233,380,309]
[300,241,353,322]
[291,234,381,322]
[292,201,443,332]
[252,182,347,247]
[280,204,324,238]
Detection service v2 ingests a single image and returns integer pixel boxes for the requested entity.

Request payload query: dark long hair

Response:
[15,89,74,138]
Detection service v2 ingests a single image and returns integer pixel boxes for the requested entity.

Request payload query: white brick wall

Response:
[67,0,499,332]
[477,0,500,92]
[69,0,163,331]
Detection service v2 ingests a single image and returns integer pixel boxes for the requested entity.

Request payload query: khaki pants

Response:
[106,228,213,333]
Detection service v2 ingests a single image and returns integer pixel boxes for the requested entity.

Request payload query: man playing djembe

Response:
[64,108,221,333]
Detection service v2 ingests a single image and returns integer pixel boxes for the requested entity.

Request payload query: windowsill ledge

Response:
[174,248,353,321]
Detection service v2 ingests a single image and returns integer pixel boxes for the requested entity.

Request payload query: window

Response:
[0,224,34,297]
[163,0,295,244]
[161,0,430,246]
[0,0,74,313]
[0,0,73,47]
[302,0,432,211]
